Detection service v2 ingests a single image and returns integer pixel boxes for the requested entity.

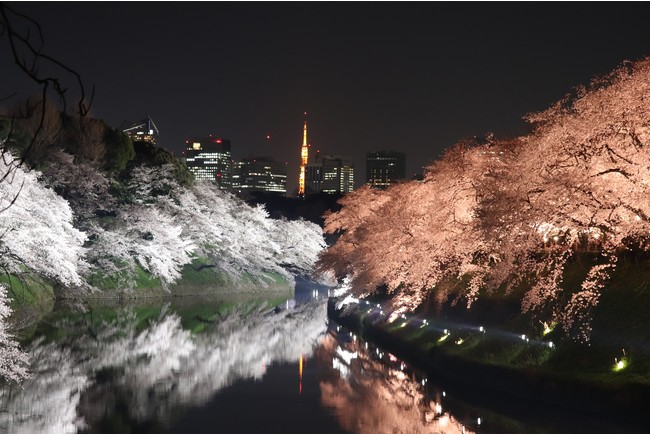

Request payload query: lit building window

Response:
[185,138,233,190]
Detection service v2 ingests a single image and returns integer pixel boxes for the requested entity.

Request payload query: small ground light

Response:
[614,357,627,371]
[548,341,554,348]
[442,391,446,397]
[521,334,526,340]
[478,417,482,426]
[542,321,556,336]
[479,326,484,333]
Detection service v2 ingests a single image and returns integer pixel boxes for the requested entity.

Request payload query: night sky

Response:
[3,2,650,190]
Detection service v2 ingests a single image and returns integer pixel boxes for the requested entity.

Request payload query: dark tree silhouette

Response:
[0,2,93,169]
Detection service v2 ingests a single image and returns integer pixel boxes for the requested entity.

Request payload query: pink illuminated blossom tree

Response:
[320,142,495,315]
[320,57,650,341]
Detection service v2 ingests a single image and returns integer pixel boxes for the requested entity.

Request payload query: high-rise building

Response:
[306,153,354,196]
[121,116,159,144]
[232,157,287,195]
[298,119,309,197]
[184,137,232,190]
[366,150,406,189]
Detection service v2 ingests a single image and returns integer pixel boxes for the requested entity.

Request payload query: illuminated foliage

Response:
[0,152,87,286]
[0,285,29,383]
[29,157,325,291]
[320,57,650,341]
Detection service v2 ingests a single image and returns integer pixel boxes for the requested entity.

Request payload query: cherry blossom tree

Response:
[320,57,650,341]
[85,205,196,288]
[481,58,650,340]
[0,152,86,383]
[0,285,29,383]
[0,152,86,286]
[83,164,325,291]
[319,143,493,316]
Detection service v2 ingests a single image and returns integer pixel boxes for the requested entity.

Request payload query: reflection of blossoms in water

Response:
[317,334,473,434]
[128,300,328,421]
[0,340,89,434]
[0,299,327,433]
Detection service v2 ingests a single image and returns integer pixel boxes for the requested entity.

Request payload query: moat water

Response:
[0,285,644,434]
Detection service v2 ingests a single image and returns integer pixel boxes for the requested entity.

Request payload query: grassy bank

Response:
[1,272,56,339]
[82,256,294,297]
[5,256,295,341]
[328,254,650,424]
[20,291,293,346]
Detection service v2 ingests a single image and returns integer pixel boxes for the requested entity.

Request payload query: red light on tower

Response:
[214,138,222,144]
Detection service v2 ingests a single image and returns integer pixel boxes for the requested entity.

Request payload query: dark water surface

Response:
[0,287,645,434]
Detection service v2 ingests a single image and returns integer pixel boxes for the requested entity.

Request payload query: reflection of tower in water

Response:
[299,353,304,396]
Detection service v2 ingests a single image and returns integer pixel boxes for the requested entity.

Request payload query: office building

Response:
[366,150,406,189]
[306,153,354,196]
[232,157,287,195]
[184,137,233,189]
[121,116,159,144]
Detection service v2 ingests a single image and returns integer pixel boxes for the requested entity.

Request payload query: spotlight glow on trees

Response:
[318,57,650,343]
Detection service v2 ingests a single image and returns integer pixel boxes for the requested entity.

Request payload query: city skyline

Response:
[3,3,650,191]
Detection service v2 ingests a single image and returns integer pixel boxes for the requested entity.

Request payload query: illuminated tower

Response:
[298,118,309,196]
